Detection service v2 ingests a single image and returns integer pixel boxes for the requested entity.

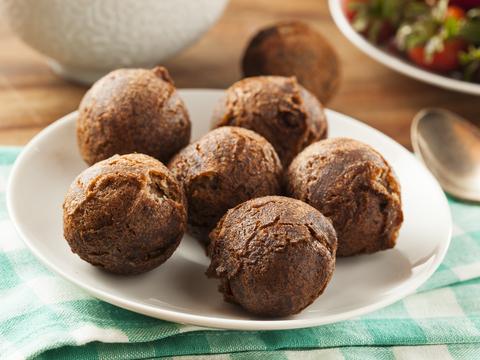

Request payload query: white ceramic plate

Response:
[329,0,480,96]
[7,89,451,330]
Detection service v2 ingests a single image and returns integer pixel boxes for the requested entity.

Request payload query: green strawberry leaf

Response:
[460,47,480,81]
[460,21,480,44]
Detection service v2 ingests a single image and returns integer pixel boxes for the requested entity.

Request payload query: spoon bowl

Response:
[411,108,480,202]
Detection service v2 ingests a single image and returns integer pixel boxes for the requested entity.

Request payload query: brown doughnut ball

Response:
[211,76,327,166]
[286,138,403,257]
[242,21,340,104]
[63,153,187,275]
[207,196,337,317]
[77,66,191,165]
[168,126,282,243]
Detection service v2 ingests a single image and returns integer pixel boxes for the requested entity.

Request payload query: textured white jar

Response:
[1,0,228,84]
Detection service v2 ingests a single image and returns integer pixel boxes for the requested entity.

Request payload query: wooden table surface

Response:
[0,0,478,149]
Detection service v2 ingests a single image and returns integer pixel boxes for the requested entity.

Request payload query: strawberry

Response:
[446,5,466,19]
[408,38,467,72]
[342,0,368,21]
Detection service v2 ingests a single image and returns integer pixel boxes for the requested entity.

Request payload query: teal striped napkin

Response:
[1,147,480,359]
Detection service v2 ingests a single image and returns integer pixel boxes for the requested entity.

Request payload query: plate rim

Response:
[328,0,480,96]
[6,89,452,330]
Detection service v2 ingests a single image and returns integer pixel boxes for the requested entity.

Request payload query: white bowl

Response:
[1,0,228,84]
[329,0,480,96]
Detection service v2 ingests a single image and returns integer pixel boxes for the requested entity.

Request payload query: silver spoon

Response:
[411,108,480,203]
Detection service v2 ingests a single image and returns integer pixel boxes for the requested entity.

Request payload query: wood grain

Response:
[0,0,478,148]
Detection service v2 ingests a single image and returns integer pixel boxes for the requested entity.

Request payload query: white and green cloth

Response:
[1,147,480,359]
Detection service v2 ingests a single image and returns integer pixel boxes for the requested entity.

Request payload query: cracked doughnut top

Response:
[77,66,191,165]
[286,138,403,257]
[168,126,282,244]
[211,76,327,166]
[63,153,187,275]
[207,195,337,317]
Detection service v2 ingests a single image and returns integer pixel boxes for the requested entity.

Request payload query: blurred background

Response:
[0,0,478,148]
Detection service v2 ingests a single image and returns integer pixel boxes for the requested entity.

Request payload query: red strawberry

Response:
[408,38,467,72]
